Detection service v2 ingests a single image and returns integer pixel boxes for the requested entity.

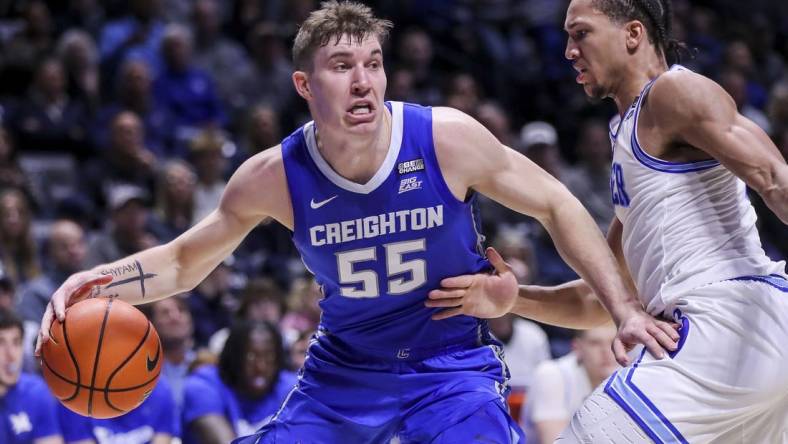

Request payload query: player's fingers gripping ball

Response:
[40,298,162,418]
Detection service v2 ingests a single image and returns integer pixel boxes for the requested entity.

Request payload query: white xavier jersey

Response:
[608,65,784,315]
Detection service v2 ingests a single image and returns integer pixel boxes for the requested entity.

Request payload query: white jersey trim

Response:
[303,101,404,194]
[630,75,720,174]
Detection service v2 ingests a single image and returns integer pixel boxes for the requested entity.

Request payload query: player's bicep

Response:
[690,112,784,190]
[662,75,786,195]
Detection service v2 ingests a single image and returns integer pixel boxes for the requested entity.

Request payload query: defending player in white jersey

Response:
[428,0,788,442]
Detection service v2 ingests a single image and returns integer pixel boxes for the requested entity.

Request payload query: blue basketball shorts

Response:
[233,330,525,444]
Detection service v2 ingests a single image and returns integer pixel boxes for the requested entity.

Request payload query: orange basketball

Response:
[41,297,162,419]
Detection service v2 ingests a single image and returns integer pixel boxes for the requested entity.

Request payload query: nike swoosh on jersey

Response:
[310,195,338,209]
[146,346,161,372]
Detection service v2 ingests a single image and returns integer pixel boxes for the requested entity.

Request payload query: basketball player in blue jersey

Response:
[37,2,679,443]
[432,0,788,442]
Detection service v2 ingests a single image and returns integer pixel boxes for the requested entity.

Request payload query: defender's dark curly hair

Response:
[592,0,689,64]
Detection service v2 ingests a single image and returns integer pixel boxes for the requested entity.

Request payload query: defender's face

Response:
[306,35,387,135]
[565,0,626,100]
[0,327,23,387]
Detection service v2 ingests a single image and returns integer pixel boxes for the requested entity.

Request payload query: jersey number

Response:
[336,239,427,298]
[610,162,630,207]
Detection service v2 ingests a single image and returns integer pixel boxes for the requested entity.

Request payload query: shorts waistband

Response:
[314,327,491,362]
[729,273,788,292]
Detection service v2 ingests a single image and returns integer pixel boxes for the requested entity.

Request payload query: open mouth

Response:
[348,102,374,116]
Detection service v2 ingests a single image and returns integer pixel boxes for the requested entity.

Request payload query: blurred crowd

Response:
[0,0,786,443]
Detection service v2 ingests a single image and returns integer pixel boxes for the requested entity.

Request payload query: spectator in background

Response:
[0,308,63,444]
[55,30,101,114]
[394,28,442,105]
[0,267,14,311]
[140,296,196,422]
[153,23,226,150]
[487,228,549,422]
[182,320,296,444]
[444,73,482,116]
[189,128,228,222]
[723,40,768,110]
[488,313,551,423]
[57,378,177,444]
[476,100,518,149]
[84,185,158,267]
[82,111,158,212]
[0,128,33,203]
[9,58,90,156]
[280,277,321,346]
[719,68,772,134]
[239,104,281,156]
[287,329,312,371]
[517,121,577,285]
[56,0,105,39]
[150,160,197,242]
[192,0,254,119]
[563,118,615,231]
[98,0,166,85]
[1,0,55,95]
[522,325,618,444]
[92,60,173,157]
[208,278,286,354]
[16,220,86,370]
[0,189,41,286]
[238,23,296,115]
[188,260,236,347]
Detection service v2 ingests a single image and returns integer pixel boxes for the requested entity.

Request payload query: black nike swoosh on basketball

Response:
[146,346,161,372]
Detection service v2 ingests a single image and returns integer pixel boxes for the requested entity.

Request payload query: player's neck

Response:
[315,107,392,184]
[613,58,668,115]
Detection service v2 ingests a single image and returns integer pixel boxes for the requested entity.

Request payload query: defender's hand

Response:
[35,273,113,356]
[426,247,518,320]
[613,310,679,366]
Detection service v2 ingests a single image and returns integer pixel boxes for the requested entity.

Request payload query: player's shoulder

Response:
[223,146,285,202]
[648,68,726,118]
[431,106,494,150]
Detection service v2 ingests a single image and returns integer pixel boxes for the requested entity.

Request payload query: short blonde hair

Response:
[292,1,393,71]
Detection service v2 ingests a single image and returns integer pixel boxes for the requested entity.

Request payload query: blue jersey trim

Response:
[668,311,690,359]
[730,274,788,292]
[604,350,689,444]
[630,78,720,174]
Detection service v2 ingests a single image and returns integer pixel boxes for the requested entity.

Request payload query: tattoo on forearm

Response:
[101,260,157,298]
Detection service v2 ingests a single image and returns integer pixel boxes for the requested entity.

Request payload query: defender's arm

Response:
[651,70,788,223]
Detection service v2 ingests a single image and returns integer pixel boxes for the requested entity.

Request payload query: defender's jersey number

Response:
[336,239,427,298]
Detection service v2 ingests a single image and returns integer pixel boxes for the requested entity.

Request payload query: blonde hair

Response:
[292,1,393,71]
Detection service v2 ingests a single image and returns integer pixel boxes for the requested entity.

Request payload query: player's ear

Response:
[624,20,646,51]
[293,71,312,100]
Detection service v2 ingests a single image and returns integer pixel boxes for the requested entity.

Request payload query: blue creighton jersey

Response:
[282,101,490,351]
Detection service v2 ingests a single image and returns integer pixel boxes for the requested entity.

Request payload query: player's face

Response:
[575,326,618,382]
[243,328,278,398]
[565,0,627,100]
[302,34,387,135]
[0,327,23,387]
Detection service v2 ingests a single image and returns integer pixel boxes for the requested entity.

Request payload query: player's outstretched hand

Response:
[426,247,518,320]
[35,272,113,357]
[613,310,679,366]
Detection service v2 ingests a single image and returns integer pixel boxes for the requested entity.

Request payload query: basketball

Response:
[40,297,162,419]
